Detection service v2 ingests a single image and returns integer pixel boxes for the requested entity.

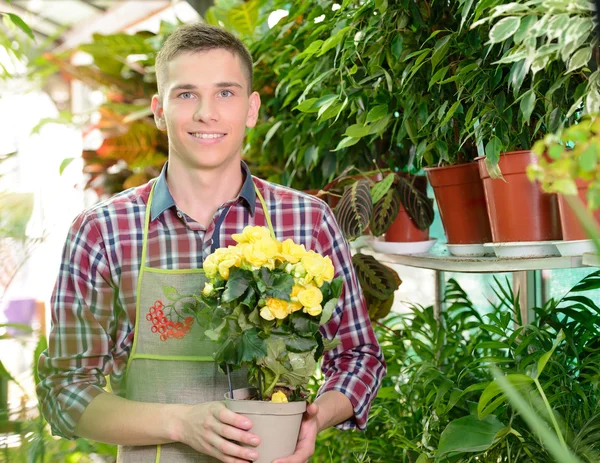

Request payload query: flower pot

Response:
[557,179,600,241]
[385,175,430,242]
[384,204,430,242]
[424,162,492,245]
[476,151,562,243]
[225,388,306,463]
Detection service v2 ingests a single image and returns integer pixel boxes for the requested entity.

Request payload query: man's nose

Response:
[193,99,218,122]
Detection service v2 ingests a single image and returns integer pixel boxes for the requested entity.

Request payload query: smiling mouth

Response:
[189,133,226,139]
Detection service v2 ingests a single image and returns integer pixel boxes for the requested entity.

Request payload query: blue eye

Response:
[179,92,193,99]
[219,90,233,98]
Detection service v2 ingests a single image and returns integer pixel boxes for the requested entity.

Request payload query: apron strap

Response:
[141,178,276,260]
[254,183,275,239]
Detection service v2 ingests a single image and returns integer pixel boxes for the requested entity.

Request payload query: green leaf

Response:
[440,101,461,127]
[262,121,283,149]
[535,330,565,379]
[429,65,449,89]
[239,328,267,363]
[226,0,260,37]
[520,90,536,125]
[59,157,75,175]
[370,173,395,204]
[485,137,502,167]
[345,123,371,138]
[514,15,537,43]
[222,268,251,303]
[374,0,388,13]
[6,13,34,40]
[0,360,16,382]
[438,415,506,457]
[271,326,318,353]
[320,298,338,325]
[567,47,592,73]
[295,98,319,113]
[318,27,351,56]
[290,312,319,338]
[489,17,521,44]
[334,136,360,151]
[478,374,533,418]
[431,35,452,71]
[580,143,598,172]
[391,35,403,60]
[163,286,179,301]
[366,104,389,123]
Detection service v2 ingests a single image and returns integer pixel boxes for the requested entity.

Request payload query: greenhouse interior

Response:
[1,0,600,462]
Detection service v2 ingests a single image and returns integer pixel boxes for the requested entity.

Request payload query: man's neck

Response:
[166,159,244,227]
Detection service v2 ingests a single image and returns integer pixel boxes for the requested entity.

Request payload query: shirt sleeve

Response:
[313,205,387,431]
[36,211,119,439]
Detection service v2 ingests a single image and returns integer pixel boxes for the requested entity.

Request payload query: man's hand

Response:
[273,403,319,463]
[178,401,261,462]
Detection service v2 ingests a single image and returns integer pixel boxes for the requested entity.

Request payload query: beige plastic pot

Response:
[225,388,306,463]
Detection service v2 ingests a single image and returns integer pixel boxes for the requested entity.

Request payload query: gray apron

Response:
[118,180,274,462]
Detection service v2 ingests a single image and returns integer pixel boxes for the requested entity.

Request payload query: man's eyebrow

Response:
[215,81,244,89]
[170,84,197,94]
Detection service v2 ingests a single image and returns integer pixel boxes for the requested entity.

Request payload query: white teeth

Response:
[190,133,224,139]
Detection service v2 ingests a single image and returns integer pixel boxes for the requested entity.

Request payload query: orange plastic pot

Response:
[557,179,600,240]
[424,162,492,245]
[476,150,562,242]
[384,175,430,242]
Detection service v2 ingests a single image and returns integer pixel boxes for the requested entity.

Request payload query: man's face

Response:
[151,49,260,171]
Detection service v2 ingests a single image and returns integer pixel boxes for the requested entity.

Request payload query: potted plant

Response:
[465,0,597,249]
[528,116,600,255]
[332,171,434,249]
[167,225,343,462]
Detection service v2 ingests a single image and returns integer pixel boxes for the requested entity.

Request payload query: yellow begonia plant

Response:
[196,226,343,402]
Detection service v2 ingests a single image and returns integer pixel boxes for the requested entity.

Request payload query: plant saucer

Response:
[553,239,598,257]
[367,237,436,255]
[446,243,494,257]
[485,241,560,259]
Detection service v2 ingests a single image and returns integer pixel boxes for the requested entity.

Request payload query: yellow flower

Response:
[260,306,275,321]
[202,282,214,296]
[271,391,288,403]
[298,285,323,308]
[243,239,279,268]
[203,255,218,279]
[218,257,238,279]
[302,251,326,277]
[290,285,303,300]
[232,225,272,244]
[288,301,303,313]
[304,304,323,317]
[280,239,306,264]
[322,256,335,281]
[264,298,290,320]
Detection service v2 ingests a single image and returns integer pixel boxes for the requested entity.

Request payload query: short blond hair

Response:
[155,23,253,97]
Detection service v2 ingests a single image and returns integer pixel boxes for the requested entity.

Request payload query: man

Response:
[37,23,385,463]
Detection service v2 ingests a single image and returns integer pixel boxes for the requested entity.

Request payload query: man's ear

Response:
[245,91,261,129]
[151,95,167,131]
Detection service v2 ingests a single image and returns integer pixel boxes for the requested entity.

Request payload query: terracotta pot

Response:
[424,162,492,245]
[476,150,562,242]
[225,388,306,463]
[385,204,430,242]
[557,179,600,240]
[384,175,430,242]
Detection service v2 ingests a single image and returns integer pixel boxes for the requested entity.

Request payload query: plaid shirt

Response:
[37,162,386,439]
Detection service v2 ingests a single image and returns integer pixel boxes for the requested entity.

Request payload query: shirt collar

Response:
[150,161,257,221]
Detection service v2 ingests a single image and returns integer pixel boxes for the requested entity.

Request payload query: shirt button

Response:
[177,211,183,218]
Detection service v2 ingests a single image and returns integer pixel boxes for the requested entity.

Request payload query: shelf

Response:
[359,247,599,273]
[583,252,600,267]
